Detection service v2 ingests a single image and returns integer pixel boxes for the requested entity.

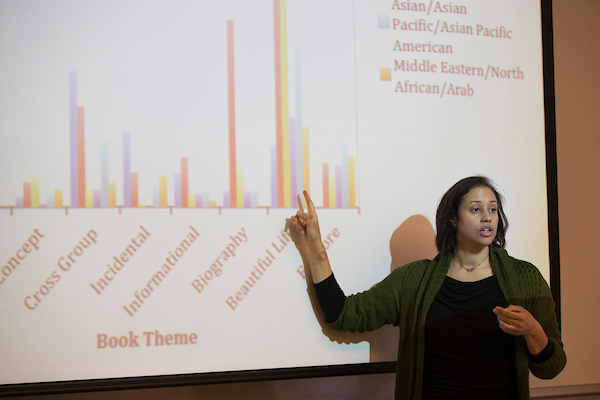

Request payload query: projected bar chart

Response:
[1,0,358,211]
[0,0,555,390]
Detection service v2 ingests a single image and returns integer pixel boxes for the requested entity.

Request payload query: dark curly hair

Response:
[435,176,508,256]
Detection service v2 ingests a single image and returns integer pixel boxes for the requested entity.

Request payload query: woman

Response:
[285,176,566,400]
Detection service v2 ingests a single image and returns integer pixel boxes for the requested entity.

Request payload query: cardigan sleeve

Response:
[325,260,434,333]
[523,264,567,379]
[327,271,402,333]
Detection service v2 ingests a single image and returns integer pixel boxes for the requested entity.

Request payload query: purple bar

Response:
[270,146,277,207]
[244,191,251,207]
[336,167,342,208]
[16,197,23,208]
[123,132,131,207]
[196,194,202,208]
[289,117,297,202]
[223,191,230,208]
[69,71,78,207]
[174,173,181,207]
[94,190,101,207]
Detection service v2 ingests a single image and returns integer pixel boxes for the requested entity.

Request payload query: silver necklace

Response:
[454,255,488,272]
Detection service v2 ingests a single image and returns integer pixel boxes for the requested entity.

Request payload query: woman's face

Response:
[454,186,499,252]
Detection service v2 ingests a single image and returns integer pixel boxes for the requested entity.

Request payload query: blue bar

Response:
[174,173,181,207]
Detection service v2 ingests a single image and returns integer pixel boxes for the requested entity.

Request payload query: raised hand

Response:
[295,190,323,242]
[284,190,332,284]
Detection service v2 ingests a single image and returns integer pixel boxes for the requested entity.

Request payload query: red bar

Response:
[322,164,329,208]
[77,106,86,208]
[273,0,283,207]
[131,173,138,207]
[227,20,237,208]
[23,182,31,208]
[181,157,188,208]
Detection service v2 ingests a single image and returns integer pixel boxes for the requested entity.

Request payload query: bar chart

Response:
[1,0,358,211]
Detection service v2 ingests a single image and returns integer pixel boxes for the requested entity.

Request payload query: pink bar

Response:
[94,190,101,207]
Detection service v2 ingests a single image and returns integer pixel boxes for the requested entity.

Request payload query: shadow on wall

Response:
[302,214,437,362]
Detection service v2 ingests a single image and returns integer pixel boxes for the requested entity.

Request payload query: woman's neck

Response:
[453,246,489,269]
[447,246,493,281]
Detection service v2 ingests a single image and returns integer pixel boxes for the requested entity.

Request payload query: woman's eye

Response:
[472,207,480,212]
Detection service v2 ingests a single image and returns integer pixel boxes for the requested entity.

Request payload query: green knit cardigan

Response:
[328,246,566,400]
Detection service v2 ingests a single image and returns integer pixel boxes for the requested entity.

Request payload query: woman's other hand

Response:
[493,305,549,355]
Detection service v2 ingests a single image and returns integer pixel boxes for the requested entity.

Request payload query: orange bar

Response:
[227,20,237,208]
[302,127,310,193]
[108,183,116,207]
[159,176,167,207]
[348,157,356,208]
[322,164,329,208]
[181,157,189,208]
[131,173,138,207]
[77,106,86,208]
[23,182,31,208]
[54,189,63,208]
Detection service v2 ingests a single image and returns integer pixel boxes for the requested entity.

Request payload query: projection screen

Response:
[0,0,558,393]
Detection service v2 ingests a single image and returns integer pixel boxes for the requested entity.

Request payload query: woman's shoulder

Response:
[388,255,442,280]
[492,246,541,272]
[492,246,549,288]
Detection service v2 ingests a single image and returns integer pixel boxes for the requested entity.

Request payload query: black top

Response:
[423,275,516,399]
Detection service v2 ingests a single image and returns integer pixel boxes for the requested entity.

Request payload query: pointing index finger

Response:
[303,190,315,215]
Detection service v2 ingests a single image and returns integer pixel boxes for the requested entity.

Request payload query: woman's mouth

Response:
[480,228,494,237]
